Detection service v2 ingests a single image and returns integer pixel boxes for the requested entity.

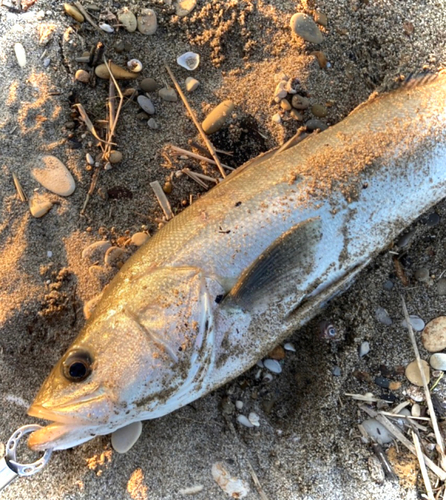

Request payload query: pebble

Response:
[359,341,370,357]
[361,419,394,444]
[405,359,430,386]
[86,153,94,166]
[311,51,327,69]
[290,109,303,121]
[397,230,415,248]
[235,400,243,410]
[263,359,282,374]
[401,315,425,332]
[95,62,137,80]
[177,52,200,71]
[271,113,282,124]
[43,58,51,68]
[305,119,328,131]
[248,412,260,427]
[236,414,254,428]
[311,104,327,117]
[147,118,158,130]
[314,11,328,27]
[82,241,111,263]
[14,43,26,68]
[185,77,200,92]
[131,232,149,246]
[31,155,75,196]
[411,403,421,417]
[375,306,392,325]
[437,278,446,295]
[137,95,155,115]
[111,421,142,453]
[29,196,53,218]
[290,13,323,44]
[75,69,89,83]
[118,8,137,32]
[137,9,157,35]
[430,353,446,371]
[140,78,159,92]
[422,317,446,352]
[283,342,296,352]
[383,279,394,291]
[127,59,143,73]
[63,3,84,23]
[109,151,123,164]
[268,345,285,360]
[280,99,292,111]
[104,246,126,267]
[414,267,429,282]
[291,94,310,109]
[175,0,197,17]
[202,100,234,134]
[332,366,341,376]
[425,212,440,226]
[99,23,114,33]
[158,87,178,102]
[274,81,288,101]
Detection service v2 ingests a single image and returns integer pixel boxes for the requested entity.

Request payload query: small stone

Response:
[314,11,328,27]
[137,112,149,121]
[29,196,53,218]
[175,0,197,17]
[82,241,112,263]
[271,113,282,124]
[109,151,123,164]
[383,280,394,290]
[111,421,142,453]
[202,100,234,134]
[280,99,292,111]
[437,278,446,296]
[158,86,178,102]
[163,181,172,194]
[147,118,158,130]
[137,95,155,115]
[75,69,89,83]
[397,230,415,248]
[235,400,243,410]
[291,94,310,109]
[273,81,288,101]
[425,212,440,226]
[401,315,425,332]
[43,58,51,68]
[375,306,392,325]
[131,232,149,246]
[31,155,75,196]
[140,78,159,92]
[283,343,296,352]
[236,414,254,428]
[263,359,282,374]
[137,8,157,35]
[86,153,94,165]
[430,353,446,371]
[359,341,370,357]
[305,119,328,131]
[414,268,430,282]
[99,23,114,33]
[185,77,200,92]
[14,43,26,68]
[332,366,341,376]
[95,62,138,80]
[290,109,303,121]
[268,345,285,360]
[405,359,430,386]
[118,8,137,32]
[104,246,126,267]
[361,419,394,444]
[422,317,446,352]
[248,412,260,427]
[311,51,327,69]
[411,403,421,417]
[311,104,327,117]
[290,13,323,44]
[63,3,84,23]
[114,40,126,54]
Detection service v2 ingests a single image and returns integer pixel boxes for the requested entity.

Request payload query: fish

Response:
[28,73,446,451]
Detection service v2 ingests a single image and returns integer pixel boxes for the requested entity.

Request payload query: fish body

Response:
[29,74,446,450]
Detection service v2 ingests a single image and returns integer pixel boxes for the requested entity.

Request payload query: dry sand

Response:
[0,1,446,499]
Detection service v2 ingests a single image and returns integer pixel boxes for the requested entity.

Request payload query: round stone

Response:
[414,268,429,282]
[280,99,292,111]
[137,9,157,35]
[185,77,200,92]
[118,8,137,32]
[31,155,75,196]
[137,95,155,115]
[131,232,149,246]
[361,419,394,444]
[29,196,53,218]
[109,151,123,164]
[147,118,158,129]
[430,353,446,371]
[75,69,89,83]
[437,278,446,296]
[405,359,430,386]
[291,94,310,109]
[95,62,137,80]
[290,13,323,44]
[175,0,197,17]
[140,78,159,92]
[401,315,425,332]
[202,100,234,134]
[422,316,446,352]
[158,87,178,102]
[311,104,327,117]
[82,241,112,263]
[111,421,142,453]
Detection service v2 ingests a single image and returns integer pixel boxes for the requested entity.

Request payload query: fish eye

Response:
[62,349,93,382]
[327,326,336,337]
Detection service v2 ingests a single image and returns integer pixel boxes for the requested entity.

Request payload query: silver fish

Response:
[28,73,446,450]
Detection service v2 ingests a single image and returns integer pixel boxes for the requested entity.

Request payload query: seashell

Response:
[263,358,282,374]
[127,59,143,73]
[283,342,296,352]
[248,412,260,427]
[177,51,200,71]
[14,43,27,68]
[99,23,114,33]
[319,320,338,340]
[212,462,250,498]
[29,196,53,218]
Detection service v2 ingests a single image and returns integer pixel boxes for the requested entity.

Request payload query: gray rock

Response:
[290,13,323,43]
[137,95,155,115]
[430,353,446,371]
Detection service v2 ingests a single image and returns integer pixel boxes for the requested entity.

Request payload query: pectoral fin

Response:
[227,217,322,311]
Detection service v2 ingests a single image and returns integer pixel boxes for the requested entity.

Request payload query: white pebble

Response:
[99,23,114,33]
[359,341,370,357]
[375,306,392,325]
[47,250,52,258]
[263,358,282,374]
[147,118,158,130]
[248,412,260,427]
[236,414,254,428]
[271,113,282,124]
[178,485,204,495]
[430,353,446,371]
[185,76,200,92]
[411,403,421,417]
[43,57,51,68]
[14,43,27,68]
[361,419,394,444]
[31,155,76,196]
[111,421,142,453]
[29,196,53,218]
[401,315,425,332]
[284,343,296,352]
[235,400,243,410]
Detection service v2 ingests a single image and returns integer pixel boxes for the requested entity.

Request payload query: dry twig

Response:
[73,2,101,31]
[413,430,435,500]
[150,181,174,220]
[12,173,27,202]
[169,145,234,171]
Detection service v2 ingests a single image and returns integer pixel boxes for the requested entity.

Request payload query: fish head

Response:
[28,266,224,451]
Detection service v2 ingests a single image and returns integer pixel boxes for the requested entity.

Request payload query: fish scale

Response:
[27,73,446,451]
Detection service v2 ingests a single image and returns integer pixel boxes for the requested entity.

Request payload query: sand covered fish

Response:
[28,73,446,451]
